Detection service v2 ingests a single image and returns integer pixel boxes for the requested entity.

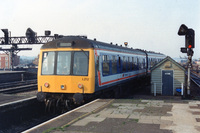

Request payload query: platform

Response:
[24,97,200,133]
[0,91,37,107]
[0,70,25,83]
[0,71,25,74]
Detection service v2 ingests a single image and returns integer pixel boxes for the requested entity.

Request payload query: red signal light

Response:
[188,44,192,48]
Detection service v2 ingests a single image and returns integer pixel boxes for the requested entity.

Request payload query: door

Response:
[162,70,173,96]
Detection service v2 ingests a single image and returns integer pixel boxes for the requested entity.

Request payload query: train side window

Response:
[143,58,146,69]
[142,58,145,69]
[112,55,117,74]
[151,58,155,67]
[102,55,110,76]
[137,58,140,70]
[128,57,131,71]
[122,56,127,72]
[132,57,135,70]
[148,58,151,69]
[150,58,153,68]
[118,56,122,73]
[141,58,144,69]
[138,57,140,70]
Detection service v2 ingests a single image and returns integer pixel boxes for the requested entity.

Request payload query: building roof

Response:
[150,56,186,72]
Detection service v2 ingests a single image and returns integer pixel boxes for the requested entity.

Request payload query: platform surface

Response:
[0,91,37,107]
[0,71,25,74]
[25,96,200,133]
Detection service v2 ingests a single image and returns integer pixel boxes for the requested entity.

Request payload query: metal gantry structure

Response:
[0,36,55,45]
[0,28,59,70]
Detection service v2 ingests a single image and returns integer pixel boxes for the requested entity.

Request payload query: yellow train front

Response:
[37,36,95,109]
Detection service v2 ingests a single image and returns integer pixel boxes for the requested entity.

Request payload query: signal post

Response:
[178,24,195,97]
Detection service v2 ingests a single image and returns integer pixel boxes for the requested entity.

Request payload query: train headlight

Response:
[61,85,65,90]
[44,82,49,88]
[78,83,83,89]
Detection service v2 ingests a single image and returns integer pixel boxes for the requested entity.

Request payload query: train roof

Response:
[41,36,164,56]
[146,51,166,58]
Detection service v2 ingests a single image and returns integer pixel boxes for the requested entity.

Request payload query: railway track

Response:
[0,79,37,94]
[0,97,46,133]
[0,79,37,89]
[191,72,200,87]
[0,76,150,132]
[0,96,92,133]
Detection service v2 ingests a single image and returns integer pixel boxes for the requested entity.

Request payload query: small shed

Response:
[150,56,186,96]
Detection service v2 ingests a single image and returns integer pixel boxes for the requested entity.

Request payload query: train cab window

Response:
[73,51,89,76]
[102,55,110,76]
[42,52,55,75]
[56,52,71,75]
[112,55,117,74]
[122,56,127,72]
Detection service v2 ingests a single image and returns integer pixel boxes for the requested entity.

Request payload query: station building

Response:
[150,56,186,96]
[0,53,20,69]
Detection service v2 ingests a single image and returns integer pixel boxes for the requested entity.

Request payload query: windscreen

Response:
[56,52,71,75]
[41,51,89,76]
[41,52,55,75]
[73,51,89,76]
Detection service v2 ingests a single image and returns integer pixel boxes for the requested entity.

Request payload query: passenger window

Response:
[137,58,139,70]
[139,58,142,70]
[123,56,127,72]
[128,57,132,71]
[112,55,117,74]
[102,55,110,76]
[132,57,135,70]
[118,56,122,73]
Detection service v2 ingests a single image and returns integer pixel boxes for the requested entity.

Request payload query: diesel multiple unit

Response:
[37,36,165,109]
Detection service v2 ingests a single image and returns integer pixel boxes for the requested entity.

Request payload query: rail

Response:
[190,72,200,87]
[0,79,37,94]
[0,79,37,89]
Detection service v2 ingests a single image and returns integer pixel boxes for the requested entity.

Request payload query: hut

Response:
[151,56,186,96]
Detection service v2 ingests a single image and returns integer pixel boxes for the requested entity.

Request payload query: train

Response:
[36,36,165,111]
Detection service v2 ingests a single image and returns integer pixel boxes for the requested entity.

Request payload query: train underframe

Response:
[37,75,149,113]
[37,92,91,113]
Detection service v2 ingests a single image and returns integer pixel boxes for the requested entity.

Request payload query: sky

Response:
[0,0,199,59]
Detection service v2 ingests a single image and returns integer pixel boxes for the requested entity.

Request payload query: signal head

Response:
[178,24,188,35]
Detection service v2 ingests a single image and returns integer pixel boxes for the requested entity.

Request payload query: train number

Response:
[82,78,89,81]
